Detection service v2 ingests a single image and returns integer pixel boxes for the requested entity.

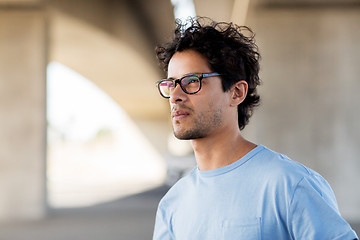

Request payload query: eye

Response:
[182,76,200,85]
[164,80,175,88]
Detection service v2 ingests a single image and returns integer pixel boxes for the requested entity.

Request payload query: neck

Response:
[191,127,256,171]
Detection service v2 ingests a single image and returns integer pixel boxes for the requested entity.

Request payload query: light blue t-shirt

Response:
[153,145,358,240]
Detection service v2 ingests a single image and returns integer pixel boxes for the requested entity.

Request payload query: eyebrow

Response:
[167,72,200,80]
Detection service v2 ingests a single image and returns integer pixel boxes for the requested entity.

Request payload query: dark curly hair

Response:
[156,17,261,130]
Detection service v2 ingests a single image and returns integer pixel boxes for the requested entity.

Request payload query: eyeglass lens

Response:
[159,75,201,97]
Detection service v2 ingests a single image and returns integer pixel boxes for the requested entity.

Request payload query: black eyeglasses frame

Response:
[156,72,221,98]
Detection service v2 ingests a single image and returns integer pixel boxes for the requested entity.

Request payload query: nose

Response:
[169,83,187,104]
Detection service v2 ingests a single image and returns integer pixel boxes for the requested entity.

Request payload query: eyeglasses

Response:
[156,72,221,98]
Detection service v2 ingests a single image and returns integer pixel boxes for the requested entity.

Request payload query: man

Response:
[153,17,358,240]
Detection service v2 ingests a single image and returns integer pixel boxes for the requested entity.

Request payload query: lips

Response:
[171,109,190,121]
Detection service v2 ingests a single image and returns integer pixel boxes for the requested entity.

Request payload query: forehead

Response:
[168,49,212,78]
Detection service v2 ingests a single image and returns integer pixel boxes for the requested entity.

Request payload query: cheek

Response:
[192,84,229,113]
[208,90,230,109]
[200,97,222,117]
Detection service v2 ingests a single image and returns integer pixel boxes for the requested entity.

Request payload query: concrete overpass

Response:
[0,0,359,226]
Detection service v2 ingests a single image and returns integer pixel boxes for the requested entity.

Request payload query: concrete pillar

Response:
[245,5,360,222]
[0,7,47,220]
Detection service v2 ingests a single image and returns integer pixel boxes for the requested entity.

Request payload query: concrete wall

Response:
[0,0,174,220]
[244,5,360,221]
[0,8,47,220]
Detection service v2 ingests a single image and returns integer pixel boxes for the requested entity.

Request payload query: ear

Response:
[230,80,248,107]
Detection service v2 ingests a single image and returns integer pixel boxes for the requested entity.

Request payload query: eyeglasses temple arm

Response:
[202,72,220,78]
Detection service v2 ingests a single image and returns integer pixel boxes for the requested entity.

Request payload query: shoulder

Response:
[254,146,322,180]
[252,146,335,201]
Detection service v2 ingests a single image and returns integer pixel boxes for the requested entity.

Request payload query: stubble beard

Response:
[173,108,223,140]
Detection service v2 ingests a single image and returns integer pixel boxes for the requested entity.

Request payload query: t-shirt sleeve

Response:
[153,200,174,240]
[289,176,358,240]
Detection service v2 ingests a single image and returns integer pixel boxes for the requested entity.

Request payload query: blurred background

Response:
[0,0,359,239]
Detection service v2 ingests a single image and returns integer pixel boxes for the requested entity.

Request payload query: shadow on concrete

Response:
[0,185,170,240]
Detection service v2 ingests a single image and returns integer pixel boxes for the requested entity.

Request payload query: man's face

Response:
[168,49,231,140]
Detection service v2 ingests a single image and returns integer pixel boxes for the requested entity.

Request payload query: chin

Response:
[174,129,206,140]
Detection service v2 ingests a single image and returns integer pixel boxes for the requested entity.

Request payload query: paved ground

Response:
[0,185,170,240]
[0,185,359,240]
